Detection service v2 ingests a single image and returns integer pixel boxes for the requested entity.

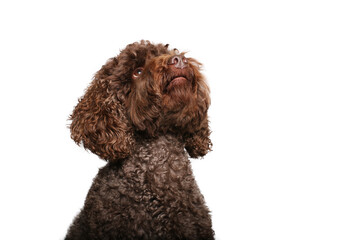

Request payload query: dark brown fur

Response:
[66,40,214,239]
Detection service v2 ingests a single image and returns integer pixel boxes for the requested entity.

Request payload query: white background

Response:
[1,1,359,239]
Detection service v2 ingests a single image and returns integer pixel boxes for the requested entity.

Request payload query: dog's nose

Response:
[168,55,188,69]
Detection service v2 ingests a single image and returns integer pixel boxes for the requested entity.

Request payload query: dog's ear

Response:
[70,58,134,162]
[184,60,212,158]
[185,116,212,158]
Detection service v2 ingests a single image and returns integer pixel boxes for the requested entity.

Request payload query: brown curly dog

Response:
[65,40,214,240]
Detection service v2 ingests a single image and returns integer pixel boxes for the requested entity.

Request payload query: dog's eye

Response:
[132,67,143,79]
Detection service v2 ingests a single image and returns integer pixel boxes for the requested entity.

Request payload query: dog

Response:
[66,40,214,239]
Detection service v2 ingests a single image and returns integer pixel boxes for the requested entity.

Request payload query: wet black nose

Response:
[167,55,188,69]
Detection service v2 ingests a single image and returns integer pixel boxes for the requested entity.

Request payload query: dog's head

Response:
[70,40,211,162]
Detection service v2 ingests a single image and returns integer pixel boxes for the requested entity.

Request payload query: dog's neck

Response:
[134,133,185,152]
[131,133,188,163]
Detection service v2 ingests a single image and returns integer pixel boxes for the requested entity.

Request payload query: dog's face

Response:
[70,41,211,162]
[127,50,210,136]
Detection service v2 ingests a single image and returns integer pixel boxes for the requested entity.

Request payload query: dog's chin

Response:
[162,77,194,109]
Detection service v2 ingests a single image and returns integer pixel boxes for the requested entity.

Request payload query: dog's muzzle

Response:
[167,55,188,69]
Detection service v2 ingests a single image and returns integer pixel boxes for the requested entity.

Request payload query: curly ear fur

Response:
[185,116,212,158]
[183,59,212,158]
[70,57,135,162]
[70,41,170,162]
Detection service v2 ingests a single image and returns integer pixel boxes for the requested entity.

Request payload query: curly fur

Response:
[66,40,214,239]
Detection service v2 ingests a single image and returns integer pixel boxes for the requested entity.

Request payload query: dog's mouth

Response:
[167,76,188,89]
[165,69,193,92]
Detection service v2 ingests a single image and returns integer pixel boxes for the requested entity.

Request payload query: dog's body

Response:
[66,135,213,239]
[66,41,214,239]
